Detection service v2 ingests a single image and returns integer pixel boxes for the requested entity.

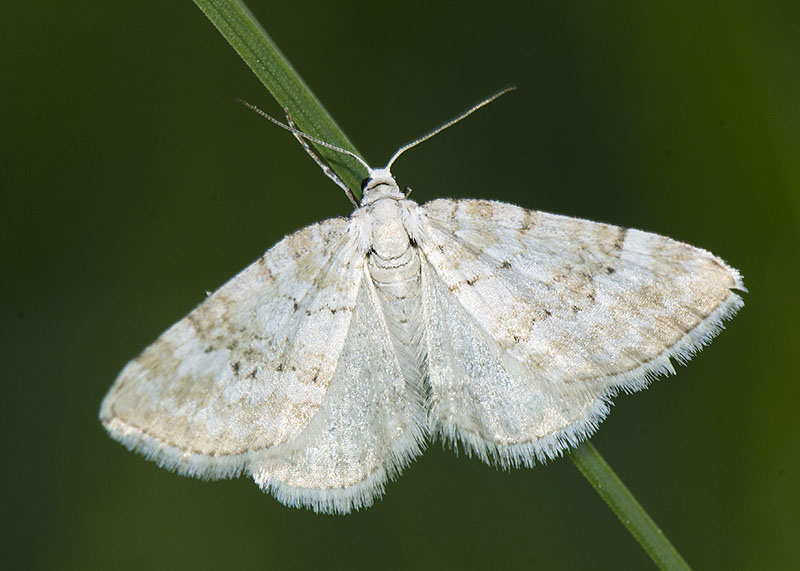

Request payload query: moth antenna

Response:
[237,98,367,205]
[385,86,516,171]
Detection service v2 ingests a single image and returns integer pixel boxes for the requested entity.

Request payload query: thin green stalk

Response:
[193,1,692,568]
[570,442,691,570]
[193,0,365,196]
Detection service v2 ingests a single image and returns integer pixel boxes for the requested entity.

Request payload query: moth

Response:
[100,89,744,514]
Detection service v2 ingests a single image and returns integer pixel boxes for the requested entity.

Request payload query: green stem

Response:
[570,442,691,570]
[193,1,692,568]
[193,0,365,197]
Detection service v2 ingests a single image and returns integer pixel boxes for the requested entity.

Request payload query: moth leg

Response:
[283,107,359,207]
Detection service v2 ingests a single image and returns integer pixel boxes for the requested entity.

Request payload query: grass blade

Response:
[571,442,692,570]
[193,0,365,196]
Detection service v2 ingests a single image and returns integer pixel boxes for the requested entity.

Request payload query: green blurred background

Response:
[3,1,798,569]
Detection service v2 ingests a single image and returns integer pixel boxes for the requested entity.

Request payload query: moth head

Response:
[360,168,404,206]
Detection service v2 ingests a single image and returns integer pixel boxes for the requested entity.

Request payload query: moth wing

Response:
[101,215,426,513]
[418,198,744,465]
[100,217,363,480]
[251,271,427,514]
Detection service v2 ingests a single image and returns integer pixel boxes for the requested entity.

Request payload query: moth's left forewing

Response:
[100,218,362,479]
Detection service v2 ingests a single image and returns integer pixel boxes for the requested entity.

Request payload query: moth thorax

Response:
[369,199,412,260]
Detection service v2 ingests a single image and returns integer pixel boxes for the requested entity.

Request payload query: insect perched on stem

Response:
[101,88,744,514]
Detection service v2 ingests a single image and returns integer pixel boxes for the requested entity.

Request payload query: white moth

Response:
[100,89,744,514]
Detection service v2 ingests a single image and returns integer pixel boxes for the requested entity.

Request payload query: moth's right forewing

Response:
[417,198,743,467]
